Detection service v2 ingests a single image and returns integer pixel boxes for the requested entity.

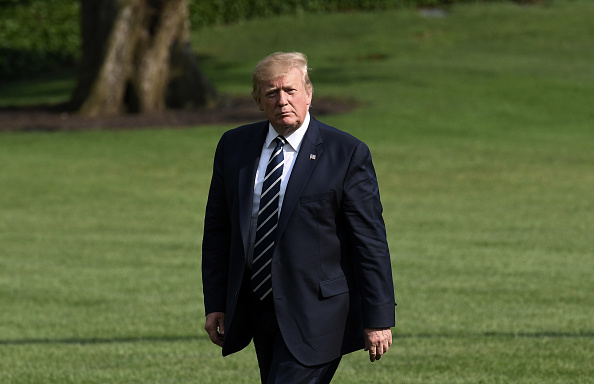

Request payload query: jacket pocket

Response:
[319,276,349,298]
[300,191,334,204]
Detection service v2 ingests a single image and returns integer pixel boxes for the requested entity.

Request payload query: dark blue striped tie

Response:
[252,136,285,300]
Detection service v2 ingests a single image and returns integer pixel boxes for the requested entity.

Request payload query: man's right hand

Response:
[205,312,225,347]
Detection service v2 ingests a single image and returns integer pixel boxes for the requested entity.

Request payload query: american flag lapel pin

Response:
[309,154,316,160]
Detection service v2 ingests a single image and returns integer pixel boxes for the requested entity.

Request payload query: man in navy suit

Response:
[202,52,395,383]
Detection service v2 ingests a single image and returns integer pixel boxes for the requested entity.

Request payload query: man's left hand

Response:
[364,327,392,362]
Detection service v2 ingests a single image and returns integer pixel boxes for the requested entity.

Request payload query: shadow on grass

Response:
[0,95,358,132]
[397,332,594,339]
[1,332,592,346]
[0,334,207,346]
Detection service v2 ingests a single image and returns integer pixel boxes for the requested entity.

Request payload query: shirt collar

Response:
[266,112,310,152]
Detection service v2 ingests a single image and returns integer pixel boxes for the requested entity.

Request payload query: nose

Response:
[278,91,288,106]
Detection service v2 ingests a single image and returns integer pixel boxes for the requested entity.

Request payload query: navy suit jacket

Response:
[202,117,395,366]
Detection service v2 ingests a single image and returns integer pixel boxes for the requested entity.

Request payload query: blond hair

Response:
[251,52,313,101]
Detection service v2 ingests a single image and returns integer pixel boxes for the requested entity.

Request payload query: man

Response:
[202,52,395,384]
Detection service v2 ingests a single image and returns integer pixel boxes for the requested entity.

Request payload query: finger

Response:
[207,330,222,346]
[209,323,224,347]
[215,332,224,347]
[376,337,390,361]
[369,345,377,362]
[375,343,384,360]
[214,332,224,347]
[218,318,225,337]
[208,331,216,344]
[204,315,225,347]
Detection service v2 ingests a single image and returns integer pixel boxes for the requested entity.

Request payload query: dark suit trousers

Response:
[246,276,342,384]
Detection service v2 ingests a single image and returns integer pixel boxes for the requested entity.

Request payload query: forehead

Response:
[260,67,304,90]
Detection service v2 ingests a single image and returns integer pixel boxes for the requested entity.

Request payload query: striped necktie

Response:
[252,136,285,300]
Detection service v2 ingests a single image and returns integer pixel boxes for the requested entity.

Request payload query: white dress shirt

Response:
[247,112,311,267]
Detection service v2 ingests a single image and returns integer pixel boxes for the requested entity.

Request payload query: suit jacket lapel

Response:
[277,118,323,238]
[239,122,268,257]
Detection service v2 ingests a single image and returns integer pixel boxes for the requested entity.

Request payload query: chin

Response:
[272,121,299,135]
[278,118,298,127]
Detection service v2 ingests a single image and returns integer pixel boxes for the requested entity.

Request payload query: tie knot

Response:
[275,136,286,147]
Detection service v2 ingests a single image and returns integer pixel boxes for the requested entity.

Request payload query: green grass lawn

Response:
[1,1,593,382]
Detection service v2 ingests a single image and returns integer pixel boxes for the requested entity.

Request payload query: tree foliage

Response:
[0,0,537,81]
[0,0,80,81]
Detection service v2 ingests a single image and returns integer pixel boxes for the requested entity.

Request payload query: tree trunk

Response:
[70,0,217,117]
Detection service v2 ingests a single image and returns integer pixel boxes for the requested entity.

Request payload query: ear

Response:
[254,96,264,111]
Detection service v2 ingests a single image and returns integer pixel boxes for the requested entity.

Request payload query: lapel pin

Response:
[309,154,316,160]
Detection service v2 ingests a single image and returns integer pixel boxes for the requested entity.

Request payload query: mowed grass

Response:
[1,1,593,382]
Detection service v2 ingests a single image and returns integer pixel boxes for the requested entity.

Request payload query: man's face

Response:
[256,67,312,136]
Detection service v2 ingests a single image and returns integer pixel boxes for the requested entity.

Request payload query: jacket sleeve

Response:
[342,141,396,328]
[202,135,231,315]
